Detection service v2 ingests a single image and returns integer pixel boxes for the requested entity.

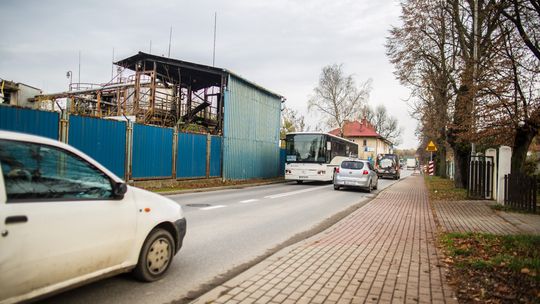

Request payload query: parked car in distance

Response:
[406,158,417,170]
[375,154,400,180]
[0,131,186,304]
[333,159,378,192]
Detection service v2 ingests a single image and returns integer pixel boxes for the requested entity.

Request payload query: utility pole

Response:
[168,27,172,58]
[212,12,217,66]
[78,50,81,90]
[111,48,115,80]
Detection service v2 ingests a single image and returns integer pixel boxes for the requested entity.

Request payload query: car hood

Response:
[128,186,184,219]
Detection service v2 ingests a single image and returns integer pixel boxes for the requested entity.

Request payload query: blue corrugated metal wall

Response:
[132,124,173,179]
[210,136,222,177]
[0,105,59,139]
[68,115,126,178]
[177,132,207,178]
[223,75,282,179]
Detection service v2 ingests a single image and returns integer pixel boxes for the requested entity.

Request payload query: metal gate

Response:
[504,173,537,212]
[468,156,495,199]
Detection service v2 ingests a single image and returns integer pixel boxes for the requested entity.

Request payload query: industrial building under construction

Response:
[35,52,284,135]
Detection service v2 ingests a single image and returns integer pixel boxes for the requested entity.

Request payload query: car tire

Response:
[366,181,372,193]
[133,228,175,282]
[334,184,340,190]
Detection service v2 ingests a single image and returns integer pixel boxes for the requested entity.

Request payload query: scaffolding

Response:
[36,52,226,134]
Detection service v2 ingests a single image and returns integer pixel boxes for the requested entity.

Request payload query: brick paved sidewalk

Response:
[433,200,540,235]
[193,176,457,304]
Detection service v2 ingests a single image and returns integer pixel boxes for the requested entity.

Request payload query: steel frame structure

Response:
[36,52,226,134]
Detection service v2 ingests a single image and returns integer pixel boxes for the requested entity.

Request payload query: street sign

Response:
[426,140,437,152]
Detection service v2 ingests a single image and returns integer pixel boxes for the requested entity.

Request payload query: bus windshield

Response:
[285,134,327,163]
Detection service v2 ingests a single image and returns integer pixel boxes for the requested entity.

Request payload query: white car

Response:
[0,131,186,304]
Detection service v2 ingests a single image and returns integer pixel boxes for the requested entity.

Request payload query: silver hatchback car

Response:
[333,159,378,192]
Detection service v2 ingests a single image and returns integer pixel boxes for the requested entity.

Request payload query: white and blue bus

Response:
[284,132,359,183]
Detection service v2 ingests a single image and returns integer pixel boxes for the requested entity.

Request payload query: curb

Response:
[156,179,288,196]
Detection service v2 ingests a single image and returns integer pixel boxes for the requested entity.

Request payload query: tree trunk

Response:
[436,146,447,178]
[511,122,538,173]
[453,144,470,188]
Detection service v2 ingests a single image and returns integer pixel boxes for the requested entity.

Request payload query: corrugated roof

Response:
[115,52,284,100]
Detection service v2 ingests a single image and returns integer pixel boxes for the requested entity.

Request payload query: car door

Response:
[368,162,378,184]
[0,139,137,302]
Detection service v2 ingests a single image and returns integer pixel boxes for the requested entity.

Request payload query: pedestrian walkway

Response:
[433,200,540,235]
[193,176,457,304]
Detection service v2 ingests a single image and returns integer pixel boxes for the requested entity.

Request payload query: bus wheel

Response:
[296,180,303,184]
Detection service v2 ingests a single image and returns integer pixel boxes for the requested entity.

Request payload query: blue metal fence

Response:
[68,115,126,178]
[210,136,222,177]
[132,124,173,179]
[177,133,207,178]
[0,105,59,139]
[0,106,230,181]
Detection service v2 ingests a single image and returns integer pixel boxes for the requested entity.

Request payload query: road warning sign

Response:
[426,141,437,152]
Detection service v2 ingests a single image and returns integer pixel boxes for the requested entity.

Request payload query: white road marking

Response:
[264,187,324,199]
[200,205,226,210]
[240,199,259,203]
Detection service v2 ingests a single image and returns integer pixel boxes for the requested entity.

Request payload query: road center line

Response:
[264,187,324,199]
[240,199,259,203]
[200,205,226,210]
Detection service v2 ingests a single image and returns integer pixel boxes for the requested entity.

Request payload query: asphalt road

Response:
[43,170,413,304]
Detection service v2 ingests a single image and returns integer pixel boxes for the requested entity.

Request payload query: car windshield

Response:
[341,161,364,170]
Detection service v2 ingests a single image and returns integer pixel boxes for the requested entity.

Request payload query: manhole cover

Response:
[186,203,211,208]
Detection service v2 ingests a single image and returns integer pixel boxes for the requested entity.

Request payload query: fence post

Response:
[58,109,70,144]
[172,127,178,179]
[206,134,211,178]
[125,121,134,182]
[486,149,497,200]
[497,146,512,204]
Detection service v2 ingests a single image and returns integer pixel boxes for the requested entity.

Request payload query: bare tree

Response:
[362,105,404,145]
[387,0,457,179]
[308,64,372,136]
[280,106,305,139]
[388,0,540,182]
[498,0,540,173]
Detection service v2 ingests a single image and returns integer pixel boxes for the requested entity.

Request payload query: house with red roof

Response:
[328,119,393,160]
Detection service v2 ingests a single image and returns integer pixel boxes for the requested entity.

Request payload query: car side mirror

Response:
[113,182,128,198]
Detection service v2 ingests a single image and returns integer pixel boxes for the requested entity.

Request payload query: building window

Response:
[363,139,367,146]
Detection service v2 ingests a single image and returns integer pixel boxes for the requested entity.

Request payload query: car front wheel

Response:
[133,228,175,282]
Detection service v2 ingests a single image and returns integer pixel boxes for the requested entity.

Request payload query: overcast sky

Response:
[0,0,418,149]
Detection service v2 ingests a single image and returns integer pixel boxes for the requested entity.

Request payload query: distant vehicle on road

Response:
[406,158,417,170]
[284,132,358,183]
[333,159,378,192]
[0,131,186,304]
[375,154,400,180]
